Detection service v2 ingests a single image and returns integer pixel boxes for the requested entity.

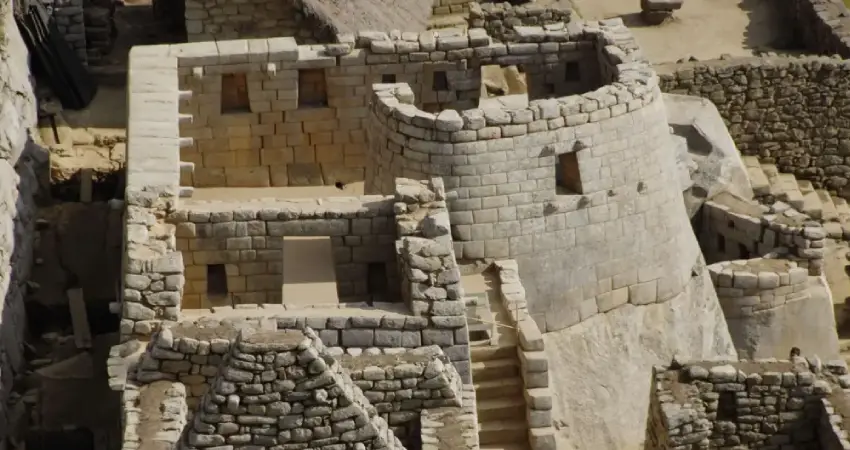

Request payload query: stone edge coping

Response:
[492,259,555,450]
[707,258,808,290]
[369,21,657,135]
[173,195,396,215]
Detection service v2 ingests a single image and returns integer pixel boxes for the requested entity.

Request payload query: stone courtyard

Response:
[7,0,850,450]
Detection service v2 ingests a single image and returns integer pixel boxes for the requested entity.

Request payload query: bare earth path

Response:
[569,0,791,63]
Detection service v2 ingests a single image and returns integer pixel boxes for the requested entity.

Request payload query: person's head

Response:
[790,347,801,358]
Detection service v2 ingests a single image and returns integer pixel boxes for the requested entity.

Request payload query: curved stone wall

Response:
[707,257,839,359]
[366,20,696,332]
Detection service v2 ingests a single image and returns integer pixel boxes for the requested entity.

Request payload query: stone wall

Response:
[172,195,399,308]
[183,0,327,43]
[0,4,42,442]
[45,0,87,64]
[365,20,696,334]
[698,195,825,276]
[493,260,554,450]
[783,0,850,58]
[121,381,188,450]
[708,259,811,319]
[182,327,406,450]
[657,56,850,194]
[646,359,847,449]
[467,2,572,43]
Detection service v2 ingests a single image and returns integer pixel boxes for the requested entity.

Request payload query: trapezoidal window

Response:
[220,73,251,114]
[207,264,228,299]
[432,71,449,91]
[381,74,397,83]
[556,152,582,195]
[298,69,328,108]
[367,263,388,295]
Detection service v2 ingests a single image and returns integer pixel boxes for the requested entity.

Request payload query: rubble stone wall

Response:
[698,197,826,275]
[182,327,406,450]
[646,360,842,449]
[172,195,399,308]
[782,0,850,58]
[184,0,327,43]
[658,56,850,195]
[366,20,696,334]
[0,4,42,441]
[46,0,87,64]
[467,2,573,43]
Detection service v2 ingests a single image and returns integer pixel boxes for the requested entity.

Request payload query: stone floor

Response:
[569,0,794,63]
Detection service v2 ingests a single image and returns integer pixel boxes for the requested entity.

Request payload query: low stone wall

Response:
[467,2,572,42]
[493,260,554,450]
[182,327,406,450]
[173,195,398,307]
[121,381,188,450]
[698,195,825,276]
[646,359,839,449]
[708,258,810,319]
[658,56,850,194]
[183,0,326,43]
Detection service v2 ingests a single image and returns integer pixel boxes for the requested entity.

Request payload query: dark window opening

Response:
[298,69,329,108]
[207,264,228,298]
[221,73,251,114]
[738,244,750,259]
[727,220,735,229]
[717,392,738,421]
[381,74,397,83]
[432,71,449,91]
[717,235,726,252]
[556,152,582,195]
[564,61,581,82]
[367,263,388,294]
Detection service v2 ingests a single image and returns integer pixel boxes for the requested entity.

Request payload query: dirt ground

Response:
[569,0,793,63]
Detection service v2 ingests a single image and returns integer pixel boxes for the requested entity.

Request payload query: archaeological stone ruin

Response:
[10,0,850,449]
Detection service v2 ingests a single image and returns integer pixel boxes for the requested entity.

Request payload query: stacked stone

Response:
[493,260,555,450]
[84,5,116,66]
[419,385,479,450]
[45,0,87,63]
[341,347,463,441]
[819,397,850,450]
[649,360,837,448]
[432,0,475,17]
[393,178,471,381]
[468,2,573,42]
[183,328,404,450]
[701,200,825,276]
[183,0,328,43]
[707,259,811,319]
[640,0,683,25]
[658,56,850,194]
[782,0,850,58]
[171,195,398,307]
[121,45,184,342]
[121,381,188,450]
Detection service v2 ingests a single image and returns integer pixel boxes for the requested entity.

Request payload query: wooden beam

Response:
[67,288,92,349]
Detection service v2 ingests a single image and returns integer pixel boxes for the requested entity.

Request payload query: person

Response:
[790,347,801,359]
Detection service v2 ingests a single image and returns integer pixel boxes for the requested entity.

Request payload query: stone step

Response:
[825,222,844,239]
[428,13,468,29]
[768,172,804,211]
[479,445,531,450]
[834,197,850,221]
[471,358,520,382]
[817,190,839,222]
[797,180,823,220]
[476,396,526,422]
[761,164,786,197]
[743,157,770,196]
[479,420,528,445]
[470,345,517,363]
[474,377,523,399]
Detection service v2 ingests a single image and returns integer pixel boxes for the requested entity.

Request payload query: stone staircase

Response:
[744,156,850,238]
[471,343,529,450]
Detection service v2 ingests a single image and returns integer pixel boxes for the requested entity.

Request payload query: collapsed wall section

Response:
[366,19,695,334]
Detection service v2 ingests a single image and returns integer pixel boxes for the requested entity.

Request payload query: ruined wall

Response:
[467,2,573,43]
[173,196,399,308]
[658,56,850,194]
[782,0,850,58]
[0,4,42,440]
[646,360,845,449]
[698,196,825,275]
[366,21,696,334]
[184,0,327,43]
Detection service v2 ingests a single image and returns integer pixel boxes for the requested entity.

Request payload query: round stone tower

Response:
[365,19,697,333]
